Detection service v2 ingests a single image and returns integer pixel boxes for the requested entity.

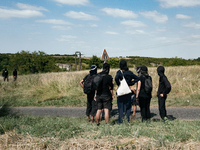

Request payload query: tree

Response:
[89,55,103,69]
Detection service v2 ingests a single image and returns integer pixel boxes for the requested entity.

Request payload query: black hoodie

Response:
[157,66,171,97]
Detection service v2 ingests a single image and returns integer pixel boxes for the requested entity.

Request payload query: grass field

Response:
[0,65,200,107]
[0,66,200,149]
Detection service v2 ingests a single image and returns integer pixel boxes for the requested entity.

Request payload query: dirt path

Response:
[10,107,200,120]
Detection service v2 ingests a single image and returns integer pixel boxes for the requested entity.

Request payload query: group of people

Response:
[80,60,171,126]
[2,68,17,82]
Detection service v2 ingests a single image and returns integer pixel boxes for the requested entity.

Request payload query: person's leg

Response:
[96,109,102,125]
[146,98,151,119]
[125,94,132,122]
[117,96,124,124]
[104,108,110,123]
[139,99,145,122]
[158,96,167,120]
[91,99,97,122]
[86,94,92,121]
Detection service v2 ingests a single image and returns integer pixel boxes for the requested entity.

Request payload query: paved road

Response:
[10,107,200,120]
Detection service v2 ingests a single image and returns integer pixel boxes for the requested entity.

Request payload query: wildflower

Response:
[187,100,189,102]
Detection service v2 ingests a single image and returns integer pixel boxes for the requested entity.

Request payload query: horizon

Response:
[0,0,200,59]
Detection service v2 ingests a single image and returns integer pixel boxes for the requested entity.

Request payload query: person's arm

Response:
[131,73,139,85]
[115,70,122,86]
[136,80,141,102]
[94,90,97,101]
[79,79,84,88]
[160,76,171,97]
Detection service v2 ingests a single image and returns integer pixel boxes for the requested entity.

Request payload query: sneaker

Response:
[91,119,95,123]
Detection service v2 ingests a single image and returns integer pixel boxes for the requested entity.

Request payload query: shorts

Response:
[96,95,112,110]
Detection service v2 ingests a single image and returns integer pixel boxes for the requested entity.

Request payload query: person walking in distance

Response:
[2,68,9,82]
[79,65,97,123]
[115,60,139,124]
[94,63,114,126]
[135,66,152,122]
[157,66,171,121]
[13,68,17,81]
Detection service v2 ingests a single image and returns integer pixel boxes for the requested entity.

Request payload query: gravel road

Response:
[10,107,200,120]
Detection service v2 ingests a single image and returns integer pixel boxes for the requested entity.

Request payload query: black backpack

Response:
[83,74,95,94]
[92,73,105,90]
[144,76,152,94]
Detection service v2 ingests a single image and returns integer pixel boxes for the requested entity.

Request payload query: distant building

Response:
[56,63,72,71]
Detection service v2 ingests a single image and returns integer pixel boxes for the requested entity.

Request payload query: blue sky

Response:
[0,0,200,59]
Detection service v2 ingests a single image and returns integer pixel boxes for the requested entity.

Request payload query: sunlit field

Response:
[0,65,200,107]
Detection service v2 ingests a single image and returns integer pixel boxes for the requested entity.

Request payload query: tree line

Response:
[1,50,200,75]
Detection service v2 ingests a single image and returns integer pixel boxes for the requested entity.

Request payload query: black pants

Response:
[139,98,151,121]
[86,92,97,117]
[158,95,167,120]
[4,76,9,82]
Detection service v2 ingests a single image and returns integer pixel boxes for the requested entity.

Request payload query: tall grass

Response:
[0,66,200,107]
[0,114,200,149]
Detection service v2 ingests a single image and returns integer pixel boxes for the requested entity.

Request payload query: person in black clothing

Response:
[136,66,152,122]
[115,60,139,124]
[157,66,171,120]
[2,68,9,82]
[79,65,97,123]
[13,68,17,81]
[94,63,114,126]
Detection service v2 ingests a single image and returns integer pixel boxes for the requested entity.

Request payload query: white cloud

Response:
[105,31,119,35]
[90,24,98,27]
[64,11,99,20]
[101,8,138,19]
[140,10,168,23]
[125,30,146,34]
[0,8,44,19]
[121,20,146,27]
[16,3,48,11]
[53,0,89,5]
[183,22,200,29]
[176,14,192,19]
[36,19,72,25]
[156,27,166,32]
[51,26,71,30]
[154,37,168,41]
[158,0,200,8]
[57,35,77,42]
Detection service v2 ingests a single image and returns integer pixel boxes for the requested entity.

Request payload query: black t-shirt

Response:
[138,75,152,99]
[96,71,113,97]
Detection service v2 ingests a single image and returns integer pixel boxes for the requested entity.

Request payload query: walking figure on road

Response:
[79,65,97,123]
[157,66,171,121]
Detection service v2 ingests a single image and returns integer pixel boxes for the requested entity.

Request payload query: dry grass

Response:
[0,66,200,106]
[1,132,200,150]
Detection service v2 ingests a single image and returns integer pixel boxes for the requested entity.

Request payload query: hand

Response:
[112,95,114,101]
[136,98,139,103]
[160,94,164,97]
[94,95,97,101]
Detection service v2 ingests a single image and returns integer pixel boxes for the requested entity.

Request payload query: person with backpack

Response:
[79,65,97,123]
[115,60,139,124]
[135,66,152,122]
[94,63,114,126]
[2,68,9,82]
[157,66,171,121]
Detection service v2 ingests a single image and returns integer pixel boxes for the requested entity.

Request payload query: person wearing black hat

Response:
[13,68,17,81]
[2,68,9,82]
[135,66,152,122]
[115,60,139,124]
[94,63,114,126]
[79,65,97,123]
[157,66,171,121]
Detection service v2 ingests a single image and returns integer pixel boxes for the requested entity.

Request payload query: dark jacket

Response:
[96,71,113,97]
[13,70,17,76]
[138,75,152,99]
[115,70,139,86]
[3,69,8,77]
[157,66,171,97]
